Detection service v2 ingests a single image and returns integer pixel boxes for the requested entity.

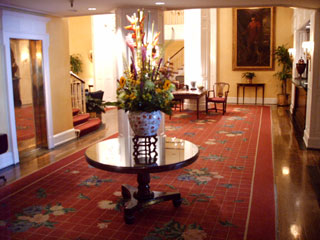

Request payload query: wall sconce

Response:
[288,48,295,60]
[21,51,29,63]
[36,52,42,60]
[302,41,313,73]
[302,41,313,60]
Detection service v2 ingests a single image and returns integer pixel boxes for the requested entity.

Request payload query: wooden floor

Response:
[1,105,320,240]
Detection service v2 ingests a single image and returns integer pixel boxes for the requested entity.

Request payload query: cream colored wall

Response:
[217,7,293,101]
[165,40,184,71]
[68,16,93,83]
[47,18,73,135]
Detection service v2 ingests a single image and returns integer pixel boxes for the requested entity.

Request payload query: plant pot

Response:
[89,112,96,118]
[128,111,162,137]
[246,78,253,84]
[296,63,306,77]
[277,94,289,106]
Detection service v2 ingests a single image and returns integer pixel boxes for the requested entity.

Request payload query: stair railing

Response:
[70,71,86,114]
[168,46,184,73]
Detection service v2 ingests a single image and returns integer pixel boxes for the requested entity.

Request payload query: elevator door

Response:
[10,39,48,152]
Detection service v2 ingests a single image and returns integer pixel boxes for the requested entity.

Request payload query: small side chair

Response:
[172,75,186,112]
[206,82,230,115]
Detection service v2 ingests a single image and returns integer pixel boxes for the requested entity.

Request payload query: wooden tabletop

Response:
[85,136,199,174]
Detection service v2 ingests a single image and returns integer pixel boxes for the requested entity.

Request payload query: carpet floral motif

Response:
[0,106,274,240]
[97,191,124,211]
[4,203,75,233]
[145,219,207,240]
[78,175,114,187]
[177,168,223,185]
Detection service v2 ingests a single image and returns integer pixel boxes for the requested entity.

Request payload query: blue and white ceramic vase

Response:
[128,111,162,137]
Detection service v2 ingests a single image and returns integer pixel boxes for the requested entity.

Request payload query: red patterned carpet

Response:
[14,105,35,141]
[0,106,275,240]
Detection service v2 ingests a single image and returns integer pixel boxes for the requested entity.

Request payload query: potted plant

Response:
[274,45,292,106]
[86,95,107,119]
[70,54,83,74]
[241,72,256,83]
[105,10,175,137]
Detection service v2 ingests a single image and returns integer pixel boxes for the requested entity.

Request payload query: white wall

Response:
[184,9,202,86]
[164,24,184,40]
[293,8,320,149]
[92,14,117,102]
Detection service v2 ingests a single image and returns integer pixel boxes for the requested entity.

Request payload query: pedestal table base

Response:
[121,172,182,224]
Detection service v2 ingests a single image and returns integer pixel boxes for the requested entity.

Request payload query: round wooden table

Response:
[85,136,199,224]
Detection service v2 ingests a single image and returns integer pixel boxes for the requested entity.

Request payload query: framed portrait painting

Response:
[233,7,275,70]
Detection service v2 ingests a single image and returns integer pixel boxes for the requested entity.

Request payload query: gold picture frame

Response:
[232,7,275,70]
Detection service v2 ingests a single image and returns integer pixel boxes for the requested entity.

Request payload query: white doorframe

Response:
[2,11,53,166]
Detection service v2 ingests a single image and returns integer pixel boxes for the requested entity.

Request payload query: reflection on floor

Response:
[15,105,36,152]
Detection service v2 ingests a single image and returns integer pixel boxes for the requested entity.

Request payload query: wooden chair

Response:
[172,75,186,112]
[206,82,230,115]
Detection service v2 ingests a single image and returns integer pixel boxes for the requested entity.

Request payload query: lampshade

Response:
[288,48,295,57]
[302,41,313,51]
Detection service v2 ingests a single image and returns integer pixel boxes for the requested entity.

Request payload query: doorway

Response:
[10,39,48,153]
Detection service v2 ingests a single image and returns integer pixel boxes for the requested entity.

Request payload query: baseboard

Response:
[180,97,277,111]
[53,128,77,147]
[303,131,320,149]
[228,97,277,105]
[0,152,14,170]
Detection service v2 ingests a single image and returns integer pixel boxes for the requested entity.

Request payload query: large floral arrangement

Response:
[108,9,175,115]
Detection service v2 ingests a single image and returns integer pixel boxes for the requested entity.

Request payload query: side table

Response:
[237,83,265,105]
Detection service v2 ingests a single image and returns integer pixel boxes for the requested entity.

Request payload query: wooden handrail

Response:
[70,71,85,83]
[70,71,86,113]
[169,46,184,61]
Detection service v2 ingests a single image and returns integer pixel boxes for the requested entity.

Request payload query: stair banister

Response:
[169,46,184,61]
[70,71,86,114]
[168,46,184,75]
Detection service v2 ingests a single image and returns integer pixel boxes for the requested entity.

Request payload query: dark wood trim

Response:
[70,71,85,83]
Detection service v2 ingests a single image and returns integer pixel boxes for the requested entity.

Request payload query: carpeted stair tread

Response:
[74,118,101,137]
[73,113,90,126]
[72,108,80,116]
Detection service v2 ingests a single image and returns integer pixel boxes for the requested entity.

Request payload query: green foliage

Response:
[241,72,256,79]
[274,45,293,94]
[85,96,107,114]
[106,10,175,116]
[70,54,83,74]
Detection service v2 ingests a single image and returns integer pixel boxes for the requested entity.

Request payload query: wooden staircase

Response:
[72,108,102,137]
[70,72,102,137]
[166,46,184,81]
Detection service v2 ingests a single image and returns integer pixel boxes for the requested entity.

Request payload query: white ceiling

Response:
[0,0,319,17]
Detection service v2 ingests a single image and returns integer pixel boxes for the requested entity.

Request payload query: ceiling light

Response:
[282,167,290,175]
[88,8,96,11]
[155,2,165,5]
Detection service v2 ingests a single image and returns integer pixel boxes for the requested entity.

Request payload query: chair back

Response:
[175,75,185,89]
[214,82,230,97]
[88,90,104,100]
